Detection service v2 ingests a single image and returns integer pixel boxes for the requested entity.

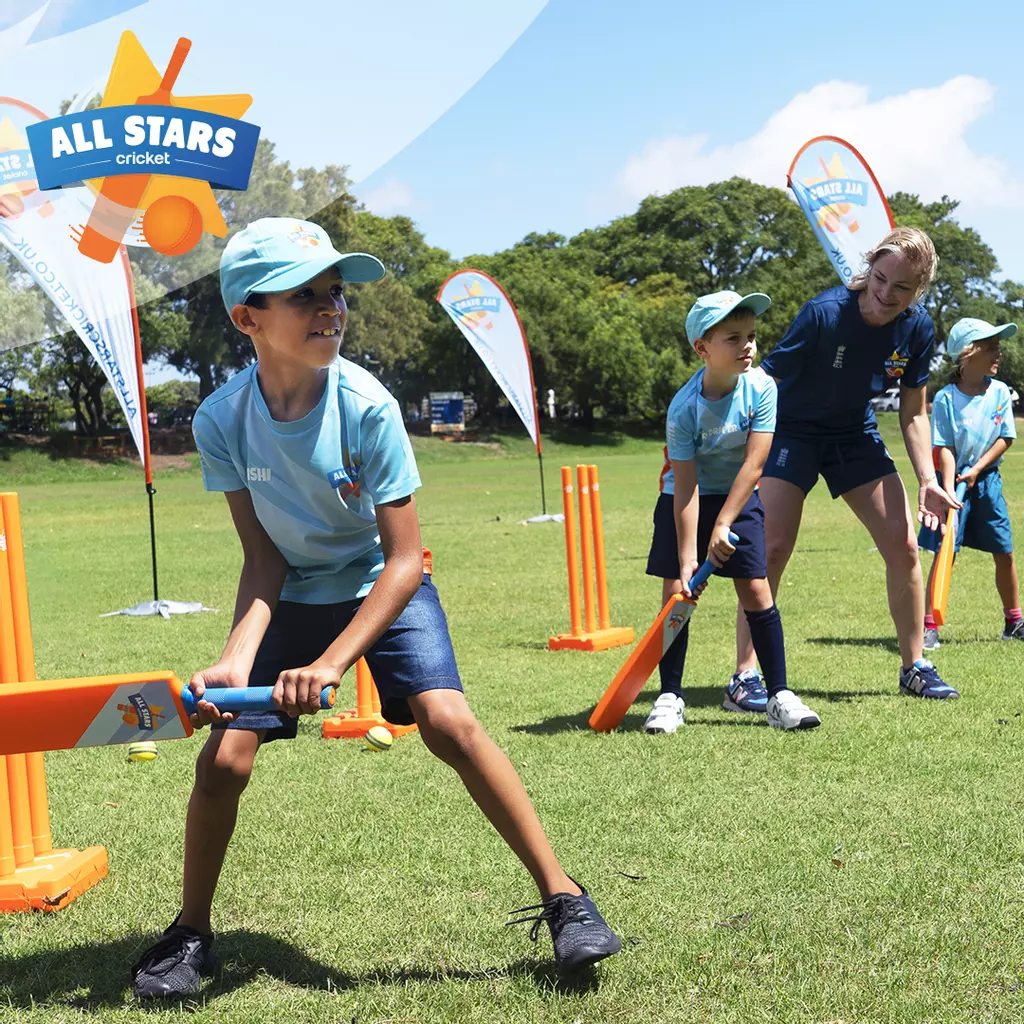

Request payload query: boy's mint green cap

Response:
[946,317,1018,360]
[219,217,386,313]
[685,290,771,347]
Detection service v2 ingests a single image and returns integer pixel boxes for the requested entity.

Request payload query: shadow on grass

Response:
[806,636,902,655]
[0,929,600,1010]
[511,687,738,735]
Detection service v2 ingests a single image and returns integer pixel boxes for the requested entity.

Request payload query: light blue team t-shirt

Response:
[931,379,1016,475]
[192,356,421,604]
[664,368,778,496]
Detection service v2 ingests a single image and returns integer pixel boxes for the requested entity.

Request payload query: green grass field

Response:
[2,415,1024,1023]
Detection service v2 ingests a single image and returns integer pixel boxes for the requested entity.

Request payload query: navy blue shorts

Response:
[918,468,1013,556]
[761,430,898,499]
[212,576,463,742]
[645,491,768,580]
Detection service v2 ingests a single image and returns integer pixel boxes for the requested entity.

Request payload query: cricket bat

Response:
[589,533,737,733]
[930,480,968,627]
[0,671,336,755]
[77,37,192,263]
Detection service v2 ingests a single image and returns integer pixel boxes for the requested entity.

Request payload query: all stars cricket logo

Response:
[22,30,259,264]
[449,276,502,333]
[884,349,909,379]
[800,150,869,237]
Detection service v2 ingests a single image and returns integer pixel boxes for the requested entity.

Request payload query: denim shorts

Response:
[761,429,898,499]
[212,575,463,742]
[918,468,1013,556]
[645,490,768,580]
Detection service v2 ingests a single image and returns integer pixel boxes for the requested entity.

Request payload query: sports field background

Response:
[2,414,1024,1023]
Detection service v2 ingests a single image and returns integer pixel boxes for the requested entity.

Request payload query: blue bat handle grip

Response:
[179,685,336,715]
[954,481,968,502]
[687,531,740,593]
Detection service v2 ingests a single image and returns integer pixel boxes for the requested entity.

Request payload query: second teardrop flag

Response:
[788,136,895,285]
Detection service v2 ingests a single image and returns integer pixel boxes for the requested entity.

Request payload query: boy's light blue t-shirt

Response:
[664,368,777,495]
[932,380,1016,475]
[192,357,421,604]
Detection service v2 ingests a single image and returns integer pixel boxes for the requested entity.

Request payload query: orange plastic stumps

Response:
[549,464,634,652]
[322,658,418,740]
[0,492,108,912]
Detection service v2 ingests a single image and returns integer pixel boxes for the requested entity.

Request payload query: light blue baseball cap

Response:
[685,290,771,347]
[219,217,386,313]
[946,317,1019,360]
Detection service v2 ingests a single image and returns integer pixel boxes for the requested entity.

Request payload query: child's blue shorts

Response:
[918,468,1013,556]
[645,491,768,581]
[211,575,463,742]
[761,429,898,499]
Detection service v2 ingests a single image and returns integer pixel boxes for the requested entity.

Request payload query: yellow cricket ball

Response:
[364,725,393,752]
[127,741,158,763]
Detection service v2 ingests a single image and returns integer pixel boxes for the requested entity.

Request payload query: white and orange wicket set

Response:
[0,492,107,913]
[549,464,634,652]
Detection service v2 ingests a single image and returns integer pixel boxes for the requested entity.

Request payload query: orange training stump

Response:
[321,658,418,740]
[549,465,634,652]
[0,492,107,912]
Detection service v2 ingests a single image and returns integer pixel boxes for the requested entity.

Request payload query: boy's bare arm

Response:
[313,494,424,679]
[671,459,700,594]
[958,437,1012,489]
[708,432,773,565]
[936,446,957,495]
[188,488,289,726]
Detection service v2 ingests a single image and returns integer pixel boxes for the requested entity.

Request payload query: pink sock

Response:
[1005,607,1022,623]
[924,613,937,629]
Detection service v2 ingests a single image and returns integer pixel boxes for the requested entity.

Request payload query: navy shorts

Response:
[918,468,1013,556]
[212,576,463,742]
[761,430,898,499]
[645,491,768,580]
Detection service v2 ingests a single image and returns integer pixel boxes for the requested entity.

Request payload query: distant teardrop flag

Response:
[787,136,894,284]
[436,268,550,516]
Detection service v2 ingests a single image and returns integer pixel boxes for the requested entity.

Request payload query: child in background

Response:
[643,291,820,734]
[922,317,1021,650]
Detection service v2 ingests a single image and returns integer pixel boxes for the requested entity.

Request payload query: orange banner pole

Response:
[1,494,51,856]
[560,467,582,636]
[576,465,596,634]
[588,464,612,630]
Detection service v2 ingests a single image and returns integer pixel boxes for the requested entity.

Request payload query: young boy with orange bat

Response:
[130,219,620,999]
[643,291,820,734]
[921,317,1020,651]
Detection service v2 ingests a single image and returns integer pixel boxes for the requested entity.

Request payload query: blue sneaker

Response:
[899,659,960,700]
[722,669,769,713]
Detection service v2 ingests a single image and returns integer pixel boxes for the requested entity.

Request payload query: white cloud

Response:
[358,178,413,216]
[618,76,1024,210]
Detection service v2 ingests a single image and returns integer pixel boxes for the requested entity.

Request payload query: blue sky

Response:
[4,0,1024,384]
[354,0,1024,283]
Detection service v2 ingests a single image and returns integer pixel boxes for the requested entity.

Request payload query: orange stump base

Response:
[0,845,108,913]
[549,626,635,652]
[322,712,418,740]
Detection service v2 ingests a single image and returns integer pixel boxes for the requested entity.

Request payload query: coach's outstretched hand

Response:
[188,660,250,728]
[273,663,342,718]
[918,476,962,533]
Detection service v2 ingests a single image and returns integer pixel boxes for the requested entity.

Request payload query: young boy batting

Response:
[131,218,620,999]
[922,317,1021,650]
[643,291,820,735]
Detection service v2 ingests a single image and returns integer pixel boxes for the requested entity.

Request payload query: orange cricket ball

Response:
[142,195,203,256]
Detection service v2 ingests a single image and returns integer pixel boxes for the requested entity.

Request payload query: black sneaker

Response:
[132,918,216,999]
[1002,620,1024,641]
[506,881,621,969]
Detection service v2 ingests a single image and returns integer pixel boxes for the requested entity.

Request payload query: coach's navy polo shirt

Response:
[760,285,935,441]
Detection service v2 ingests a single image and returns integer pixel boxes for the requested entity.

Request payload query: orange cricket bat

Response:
[589,535,736,733]
[930,480,968,627]
[77,37,192,263]
[0,671,336,755]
